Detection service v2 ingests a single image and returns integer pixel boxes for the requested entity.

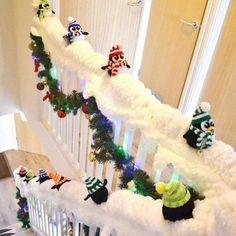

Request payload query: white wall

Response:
[0,114,17,152]
[0,0,20,115]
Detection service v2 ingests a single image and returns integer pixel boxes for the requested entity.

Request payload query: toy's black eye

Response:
[76,26,80,30]
[209,119,214,127]
[204,122,210,128]
[42,3,49,8]
[72,27,76,31]
[120,54,124,59]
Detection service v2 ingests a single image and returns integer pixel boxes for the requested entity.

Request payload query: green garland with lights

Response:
[29,33,204,201]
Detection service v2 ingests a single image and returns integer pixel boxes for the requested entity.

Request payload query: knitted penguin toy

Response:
[36,168,50,184]
[48,172,71,190]
[84,177,108,204]
[18,167,28,178]
[36,0,55,21]
[156,181,194,222]
[63,17,88,44]
[183,102,215,150]
[23,169,36,184]
[101,45,130,76]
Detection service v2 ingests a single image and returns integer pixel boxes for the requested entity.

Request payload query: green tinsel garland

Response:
[29,33,204,201]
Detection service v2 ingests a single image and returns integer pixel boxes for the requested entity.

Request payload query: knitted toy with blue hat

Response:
[84,177,108,204]
[36,168,50,184]
[63,17,88,44]
[183,102,215,150]
[156,180,195,222]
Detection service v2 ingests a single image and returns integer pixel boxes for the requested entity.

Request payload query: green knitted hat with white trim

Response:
[191,102,211,126]
[85,177,104,194]
[156,181,191,208]
[25,169,34,181]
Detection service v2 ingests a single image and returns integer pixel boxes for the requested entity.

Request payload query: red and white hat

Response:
[109,45,124,58]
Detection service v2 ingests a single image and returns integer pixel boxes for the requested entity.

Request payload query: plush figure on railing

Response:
[84,177,108,204]
[17,166,28,178]
[23,169,36,184]
[101,45,131,76]
[49,172,71,190]
[183,102,215,150]
[156,180,195,222]
[36,168,50,184]
[36,0,55,21]
[63,17,89,44]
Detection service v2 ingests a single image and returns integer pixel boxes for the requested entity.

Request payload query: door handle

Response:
[180,19,200,29]
[128,0,142,6]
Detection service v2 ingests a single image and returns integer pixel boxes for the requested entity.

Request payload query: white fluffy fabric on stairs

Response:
[0,222,35,236]
[14,167,236,236]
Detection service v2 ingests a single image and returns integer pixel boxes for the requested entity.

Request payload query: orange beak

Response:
[207,126,214,132]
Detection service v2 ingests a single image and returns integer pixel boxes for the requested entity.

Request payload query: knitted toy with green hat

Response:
[23,169,36,184]
[156,180,194,222]
[183,102,215,150]
[84,177,108,204]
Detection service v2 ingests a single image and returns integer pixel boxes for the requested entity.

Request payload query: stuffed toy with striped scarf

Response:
[101,45,130,76]
[84,177,108,204]
[63,17,88,44]
[36,0,55,21]
[183,102,215,150]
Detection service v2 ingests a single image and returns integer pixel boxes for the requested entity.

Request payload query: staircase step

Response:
[0,223,35,236]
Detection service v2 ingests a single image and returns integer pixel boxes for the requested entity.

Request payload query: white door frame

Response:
[178,0,231,115]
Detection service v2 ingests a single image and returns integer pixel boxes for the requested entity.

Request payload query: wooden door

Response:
[199,1,236,149]
[140,0,207,107]
[60,0,143,68]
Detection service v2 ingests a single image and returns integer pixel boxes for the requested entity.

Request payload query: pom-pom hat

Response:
[156,181,190,208]
[67,17,81,31]
[191,102,211,126]
[18,166,27,177]
[38,168,48,179]
[85,177,104,194]
[109,45,124,59]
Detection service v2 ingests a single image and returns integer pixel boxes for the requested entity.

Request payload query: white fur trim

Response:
[200,102,211,112]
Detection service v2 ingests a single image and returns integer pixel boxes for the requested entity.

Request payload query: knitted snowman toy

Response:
[48,172,71,190]
[183,102,215,150]
[156,181,194,222]
[84,177,108,204]
[36,0,55,21]
[101,45,130,76]
[36,168,50,184]
[63,17,88,44]
[23,169,36,184]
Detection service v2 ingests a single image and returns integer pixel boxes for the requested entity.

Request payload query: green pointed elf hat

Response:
[85,177,103,194]
[156,180,190,208]
[191,102,211,126]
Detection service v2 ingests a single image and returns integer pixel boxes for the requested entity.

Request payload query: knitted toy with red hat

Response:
[101,45,130,76]
[63,17,88,44]
[18,167,28,178]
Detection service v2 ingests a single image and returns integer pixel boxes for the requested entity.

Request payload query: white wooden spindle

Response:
[87,132,94,176]
[123,127,135,154]
[41,201,46,234]
[113,120,121,144]
[79,113,89,172]
[89,225,97,235]
[55,210,61,236]
[73,114,80,162]
[106,162,115,191]
[73,220,79,236]
[135,134,148,169]
[96,163,103,180]
[45,201,50,235]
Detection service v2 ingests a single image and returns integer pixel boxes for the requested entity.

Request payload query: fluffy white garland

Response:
[30,14,236,235]
[14,168,236,236]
